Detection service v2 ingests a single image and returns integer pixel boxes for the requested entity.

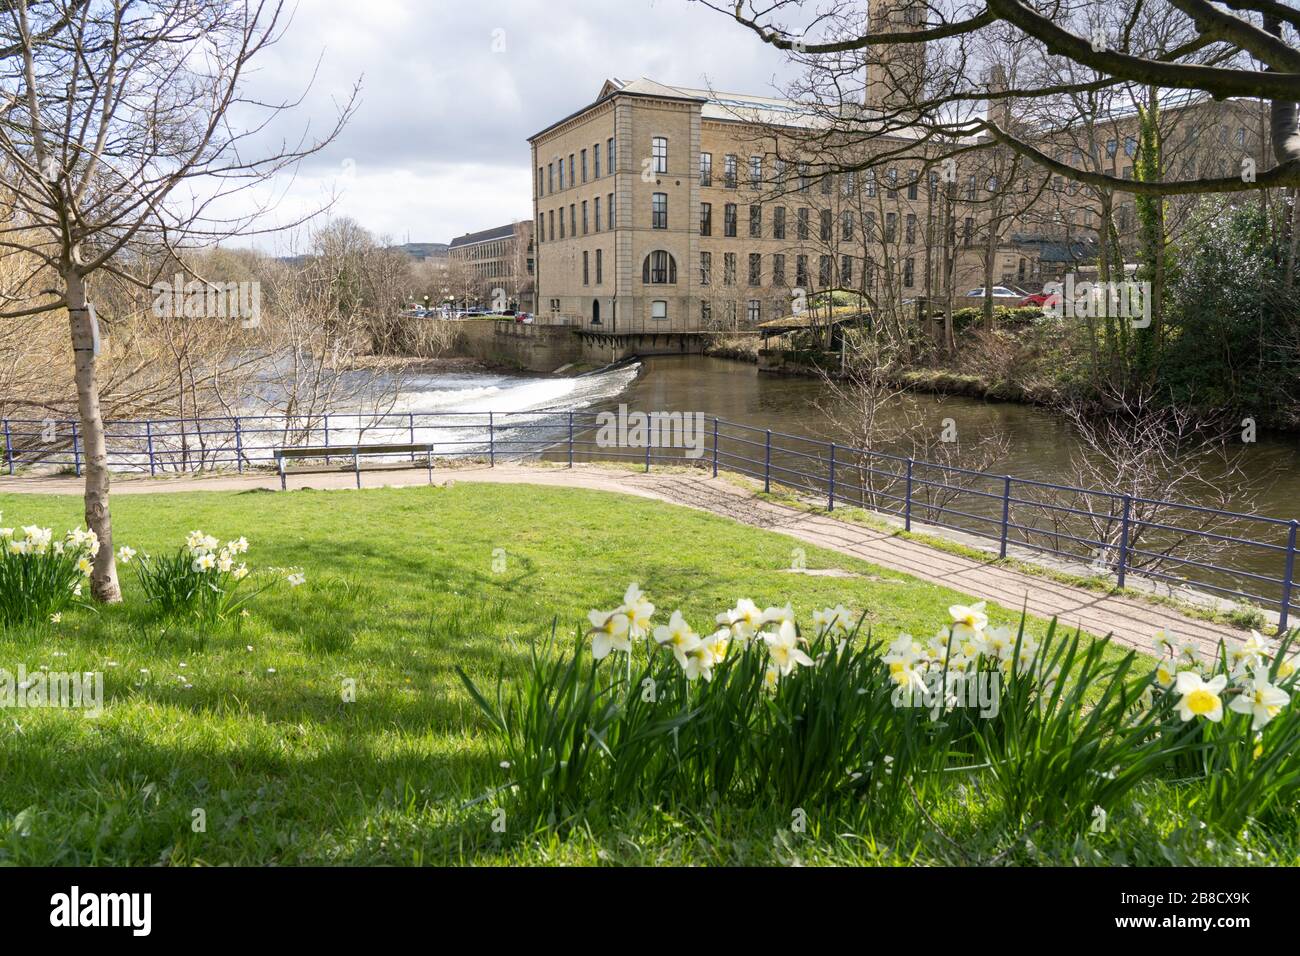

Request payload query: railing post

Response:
[764,430,772,494]
[999,476,1012,558]
[146,420,157,477]
[3,419,12,475]
[233,418,243,474]
[828,443,836,512]
[712,418,719,478]
[1281,520,1298,634]
[568,411,574,468]
[71,420,81,477]
[489,412,495,467]
[1116,495,1133,589]
[324,413,331,465]
[904,458,914,531]
[409,413,417,463]
[645,437,651,473]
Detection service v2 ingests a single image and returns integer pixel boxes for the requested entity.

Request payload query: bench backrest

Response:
[276,444,434,460]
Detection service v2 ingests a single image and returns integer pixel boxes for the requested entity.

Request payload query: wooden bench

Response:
[274,443,438,490]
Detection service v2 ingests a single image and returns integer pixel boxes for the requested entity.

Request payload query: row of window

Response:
[537,193,616,242]
[637,250,920,289]
[699,203,976,246]
[538,138,617,197]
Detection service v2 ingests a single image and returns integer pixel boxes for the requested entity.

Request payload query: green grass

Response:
[0,483,1293,865]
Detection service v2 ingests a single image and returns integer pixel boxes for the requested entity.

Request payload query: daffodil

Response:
[76,556,93,576]
[1228,673,1290,730]
[587,608,630,660]
[813,604,853,636]
[762,602,795,627]
[192,553,216,573]
[762,666,780,693]
[1154,658,1176,688]
[1175,671,1228,722]
[653,610,701,666]
[701,629,731,664]
[117,546,136,564]
[948,601,988,643]
[682,645,716,682]
[619,583,654,639]
[717,599,764,643]
[984,625,1014,660]
[764,619,813,676]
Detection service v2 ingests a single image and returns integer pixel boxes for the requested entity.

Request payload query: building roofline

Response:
[528,88,708,144]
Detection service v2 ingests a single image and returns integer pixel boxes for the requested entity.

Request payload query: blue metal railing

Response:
[2,409,1296,631]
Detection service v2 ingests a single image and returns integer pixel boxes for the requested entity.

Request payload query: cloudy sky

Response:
[238,0,801,251]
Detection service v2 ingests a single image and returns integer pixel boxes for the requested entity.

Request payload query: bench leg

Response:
[354,453,361,489]
[279,462,286,491]
[426,453,432,485]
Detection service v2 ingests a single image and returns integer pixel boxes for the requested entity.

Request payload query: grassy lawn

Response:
[0,483,1292,865]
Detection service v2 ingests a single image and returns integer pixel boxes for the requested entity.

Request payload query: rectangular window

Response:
[558,158,564,190]
[820,209,832,242]
[581,149,588,183]
[773,253,786,286]
[904,257,915,287]
[609,193,615,228]
[841,255,852,285]
[963,217,974,246]
[724,154,738,189]
[583,251,589,285]
[748,253,761,286]
[773,206,786,240]
[821,170,832,196]
[652,136,668,173]
[907,171,918,200]
[701,301,712,325]
[595,249,603,284]
[582,201,589,235]
[608,137,615,173]
[796,255,809,288]
[747,299,761,324]
[700,152,712,186]
[819,255,832,288]
[884,212,896,242]
[568,153,576,187]
[724,203,737,237]
[700,251,712,286]
[700,202,712,236]
[595,196,602,232]
[749,155,762,188]
[842,170,856,196]
[928,170,938,198]
[886,167,898,198]
[570,204,576,236]
[548,163,555,194]
[966,175,977,201]
[559,208,565,239]
[537,167,544,197]
[749,204,762,238]
[549,209,554,241]
[799,162,810,193]
[841,210,854,240]
[652,192,668,229]
[797,207,809,240]
[866,169,877,197]
[652,299,667,320]
[905,213,916,244]
[723,252,736,285]
[594,145,601,179]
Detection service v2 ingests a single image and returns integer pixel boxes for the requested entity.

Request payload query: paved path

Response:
[0,464,1245,656]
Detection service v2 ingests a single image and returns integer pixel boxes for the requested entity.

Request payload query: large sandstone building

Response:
[528,17,1267,336]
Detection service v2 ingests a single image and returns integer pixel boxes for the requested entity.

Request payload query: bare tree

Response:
[0,0,354,600]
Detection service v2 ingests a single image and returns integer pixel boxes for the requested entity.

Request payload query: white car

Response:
[965,286,1026,305]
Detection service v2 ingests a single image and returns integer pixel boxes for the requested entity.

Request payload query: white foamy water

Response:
[98,362,641,471]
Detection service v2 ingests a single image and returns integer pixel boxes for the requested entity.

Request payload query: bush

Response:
[0,516,98,628]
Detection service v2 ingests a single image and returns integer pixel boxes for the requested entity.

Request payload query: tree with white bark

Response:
[0,0,354,601]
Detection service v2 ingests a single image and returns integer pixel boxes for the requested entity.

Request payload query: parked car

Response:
[964,286,1027,305]
[1018,290,1061,308]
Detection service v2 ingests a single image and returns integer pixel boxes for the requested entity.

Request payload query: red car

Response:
[1018,290,1061,308]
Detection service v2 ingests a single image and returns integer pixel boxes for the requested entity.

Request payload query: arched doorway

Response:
[592,299,601,324]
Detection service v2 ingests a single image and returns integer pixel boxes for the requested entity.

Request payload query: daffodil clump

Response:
[463,585,1300,841]
[0,514,100,627]
[132,530,265,623]
[585,584,845,689]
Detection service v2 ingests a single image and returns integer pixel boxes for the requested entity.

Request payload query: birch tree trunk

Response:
[65,269,120,603]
